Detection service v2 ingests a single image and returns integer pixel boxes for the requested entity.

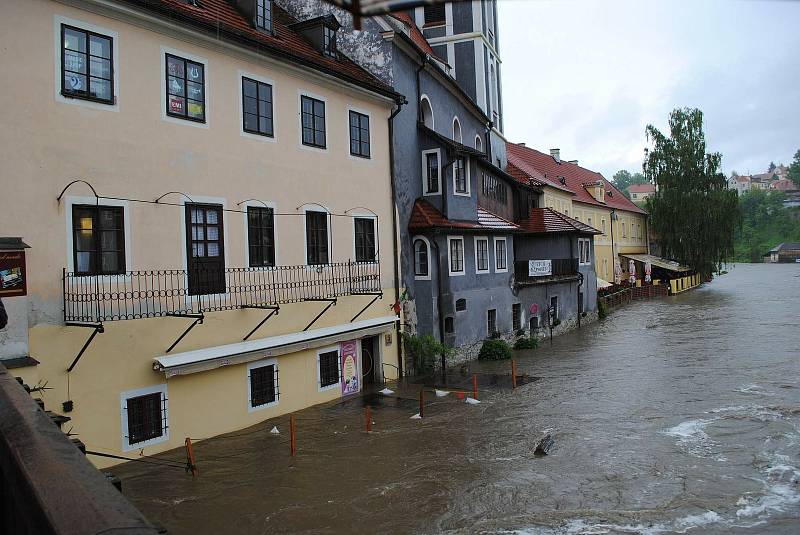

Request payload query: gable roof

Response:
[506,143,647,214]
[628,183,655,194]
[408,199,520,232]
[518,208,601,235]
[388,12,437,58]
[131,0,400,101]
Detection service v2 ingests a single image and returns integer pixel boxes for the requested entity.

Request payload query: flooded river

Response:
[114,263,800,534]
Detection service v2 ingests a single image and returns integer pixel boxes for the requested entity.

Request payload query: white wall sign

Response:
[528,259,552,277]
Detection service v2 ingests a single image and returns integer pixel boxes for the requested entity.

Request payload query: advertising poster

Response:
[340,340,359,396]
[528,259,552,277]
[0,250,26,297]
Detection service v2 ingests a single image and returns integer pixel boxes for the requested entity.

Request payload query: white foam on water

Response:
[558,510,723,535]
[269,426,280,434]
[434,389,450,397]
[735,384,775,396]
[379,388,394,395]
[409,413,421,419]
[465,397,481,405]
[664,418,719,457]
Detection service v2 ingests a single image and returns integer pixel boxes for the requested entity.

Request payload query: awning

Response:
[619,253,691,273]
[597,277,612,289]
[153,315,398,378]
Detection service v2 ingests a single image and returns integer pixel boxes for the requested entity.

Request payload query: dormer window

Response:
[255,0,272,33]
[323,25,336,58]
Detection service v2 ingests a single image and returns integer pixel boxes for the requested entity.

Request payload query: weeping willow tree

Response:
[644,108,740,278]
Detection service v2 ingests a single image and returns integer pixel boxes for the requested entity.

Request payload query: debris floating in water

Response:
[435,389,449,397]
[534,434,554,456]
[410,413,422,419]
[465,397,481,405]
[380,388,395,395]
[270,426,280,435]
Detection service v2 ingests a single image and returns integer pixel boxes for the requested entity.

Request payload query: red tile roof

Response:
[519,208,601,235]
[408,199,520,232]
[389,12,438,58]
[628,183,655,194]
[506,161,547,188]
[138,1,398,99]
[507,143,647,214]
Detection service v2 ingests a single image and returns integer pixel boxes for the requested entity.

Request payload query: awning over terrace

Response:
[619,253,691,274]
[153,315,397,378]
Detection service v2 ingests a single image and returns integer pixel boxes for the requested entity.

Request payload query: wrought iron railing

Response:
[63,262,382,323]
[513,258,578,284]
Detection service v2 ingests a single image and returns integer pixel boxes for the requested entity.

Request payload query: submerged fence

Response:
[63,261,381,323]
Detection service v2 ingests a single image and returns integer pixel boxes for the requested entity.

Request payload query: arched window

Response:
[420,95,434,129]
[452,117,462,143]
[475,135,483,152]
[413,238,429,277]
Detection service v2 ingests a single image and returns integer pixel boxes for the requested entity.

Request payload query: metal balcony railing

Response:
[513,258,579,285]
[63,262,381,323]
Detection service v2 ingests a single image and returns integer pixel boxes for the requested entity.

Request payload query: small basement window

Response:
[121,385,168,451]
[249,360,279,409]
[455,298,467,311]
[444,316,454,333]
[318,348,340,390]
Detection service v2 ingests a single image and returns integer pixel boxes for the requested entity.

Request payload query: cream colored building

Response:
[0,0,403,467]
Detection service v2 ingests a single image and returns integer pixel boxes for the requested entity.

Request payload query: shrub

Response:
[597,298,608,319]
[515,328,526,337]
[551,318,561,327]
[478,338,512,360]
[513,336,538,350]
[401,333,453,375]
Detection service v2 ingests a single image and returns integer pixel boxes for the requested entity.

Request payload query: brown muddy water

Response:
[113,263,800,534]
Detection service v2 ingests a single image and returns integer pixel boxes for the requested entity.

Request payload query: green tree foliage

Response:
[401,333,454,374]
[733,189,800,262]
[788,149,800,187]
[768,162,776,173]
[478,339,512,360]
[643,108,740,278]
[612,170,648,199]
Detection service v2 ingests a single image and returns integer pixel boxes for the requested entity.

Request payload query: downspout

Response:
[388,98,406,378]
[610,209,616,282]
[429,234,447,374]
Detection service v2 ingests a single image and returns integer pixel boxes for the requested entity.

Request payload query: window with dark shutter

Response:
[301,95,326,148]
[512,303,521,330]
[247,206,275,267]
[319,350,339,388]
[242,77,273,137]
[250,363,278,407]
[126,392,164,445]
[166,54,205,122]
[354,218,376,262]
[72,205,125,275]
[306,211,329,265]
[61,25,113,103]
[424,4,446,26]
[349,111,370,158]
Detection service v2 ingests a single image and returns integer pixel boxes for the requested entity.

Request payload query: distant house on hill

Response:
[763,242,800,263]
[728,174,751,194]
[627,183,655,202]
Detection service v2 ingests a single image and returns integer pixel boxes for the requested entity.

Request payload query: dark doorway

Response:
[185,203,225,295]
[361,336,378,385]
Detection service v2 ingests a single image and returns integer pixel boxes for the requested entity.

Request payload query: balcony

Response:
[63,261,381,323]
[513,258,579,286]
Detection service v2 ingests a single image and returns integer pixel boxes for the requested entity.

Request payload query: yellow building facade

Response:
[1,0,401,467]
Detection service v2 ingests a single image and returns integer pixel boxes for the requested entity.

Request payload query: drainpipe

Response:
[388,99,406,378]
[429,234,447,376]
[610,209,616,282]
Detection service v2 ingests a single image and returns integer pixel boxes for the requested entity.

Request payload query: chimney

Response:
[518,142,526,147]
[550,148,560,163]
[568,159,578,165]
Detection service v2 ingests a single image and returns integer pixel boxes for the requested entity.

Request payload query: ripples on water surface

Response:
[114,264,800,534]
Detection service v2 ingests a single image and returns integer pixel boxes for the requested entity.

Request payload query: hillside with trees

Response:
[733,189,800,262]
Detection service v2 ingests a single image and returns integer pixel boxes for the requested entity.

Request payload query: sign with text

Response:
[528,259,552,277]
[0,250,26,297]
[340,340,359,396]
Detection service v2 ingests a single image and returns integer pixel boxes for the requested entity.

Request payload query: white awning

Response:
[153,315,398,378]
[597,277,612,289]
[619,253,691,273]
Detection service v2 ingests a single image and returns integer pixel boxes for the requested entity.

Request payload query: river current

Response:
[114,263,800,534]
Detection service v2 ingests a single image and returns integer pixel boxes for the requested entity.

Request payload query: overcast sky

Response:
[498,0,800,179]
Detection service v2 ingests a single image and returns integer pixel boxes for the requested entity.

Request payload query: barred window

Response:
[301,95,326,148]
[166,53,205,122]
[126,392,164,445]
[455,298,467,311]
[247,206,275,267]
[61,25,113,103]
[250,363,278,407]
[319,350,340,388]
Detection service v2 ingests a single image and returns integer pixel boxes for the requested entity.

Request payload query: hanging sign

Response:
[529,303,539,315]
[0,250,26,297]
[645,261,652,283]
[528,259,552,277]
[629,259,636,284]
[340,340,359,396]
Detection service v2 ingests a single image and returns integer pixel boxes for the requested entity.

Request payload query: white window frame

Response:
[298,89,329,153]
[160,45,210,129]
[475,135,483,152]
[316,345,341,392]
[422,148,442,196]
[302,204,333,267]
[242,200,279,268]
[412,235,432,281]
[447,236,465,276]
[351,212,377,262]
[238,70,277,143]
[474,236,490,274]
[452,156,471,197]
[420,94,435,130]
[346,105,373,162]
[64,195,132,277]
[247,357,279,412]
[578,237,592,265]
[120,383,168,452]
[493,236,508,273]
[54,15,120,113]
[452,116,462,143]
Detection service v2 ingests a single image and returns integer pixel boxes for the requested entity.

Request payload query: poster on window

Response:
[340,340,359,396]
[0,250,26,297]
[168,95,184,115]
